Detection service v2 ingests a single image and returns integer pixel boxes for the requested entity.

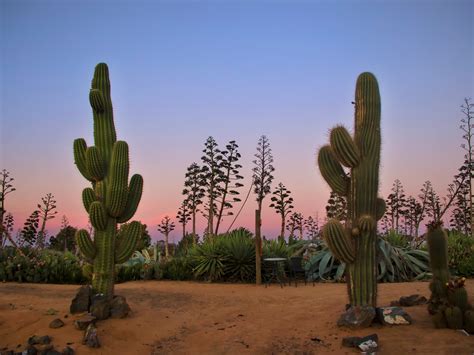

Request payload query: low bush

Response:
[0,247,85,284]
[447,231,474,276]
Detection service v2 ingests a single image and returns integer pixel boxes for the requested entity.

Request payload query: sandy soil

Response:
[1,280,473,354]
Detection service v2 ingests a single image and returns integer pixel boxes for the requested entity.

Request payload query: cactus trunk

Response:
[318,73,384,324]
[74,63,143,300]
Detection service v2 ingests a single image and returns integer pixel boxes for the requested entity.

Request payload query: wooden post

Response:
[255,209,262,285]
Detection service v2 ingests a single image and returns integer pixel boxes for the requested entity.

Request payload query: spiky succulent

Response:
[73,63,143,299]
[318,72,386,311]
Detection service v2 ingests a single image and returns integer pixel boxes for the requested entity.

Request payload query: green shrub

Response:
[385,230,410,248]
[0,247,85,284]
[447,231,474,276]
[162,257,194,280]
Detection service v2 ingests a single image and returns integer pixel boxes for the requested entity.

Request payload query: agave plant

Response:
[191,236,228,281]
[305,238,430,282]
[222,232,255,282]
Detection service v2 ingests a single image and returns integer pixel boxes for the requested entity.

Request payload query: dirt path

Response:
[1,280,473,354]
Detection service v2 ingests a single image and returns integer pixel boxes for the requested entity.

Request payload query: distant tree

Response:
[425,184,442,224]
[118,222,151,252]
[404,196,423,238]
[424,166,468,230]
[386,179,407,233]
[1,213,14,248]
[325,191,347,222]
[176,199,192,239]
[252,135,275,285]
[200,137,224,236]
[20,210,40,247]
[49,217,77,253]
[287,212,304,240]
[304,214,320,240]
[214,140,244,234]
[0,170,17,248]
[182,162,206,243]
[460,98,474,237]
[449,160,471,235]
[157,216,175,258]
[269,183,293,241]
[36,193,58,249]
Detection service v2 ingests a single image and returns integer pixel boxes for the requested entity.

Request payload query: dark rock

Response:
[342,336,361,348]
[110,295,131,319]
[391,294,428,307]
[22,345,38,355]
[49,319,65,329]
[28,336,51,346]
[74,314,96,330]
[61,347,74,355]
[337,306,376,329]
[82,324,100,348]
[42,350,61,355]
[90,295,110,320]
[376,306,412,325]
[341,334,378,349]
[1,351,14,355]
[69,286,91,314]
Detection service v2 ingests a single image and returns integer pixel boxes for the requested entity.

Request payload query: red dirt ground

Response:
[1,280,474,354]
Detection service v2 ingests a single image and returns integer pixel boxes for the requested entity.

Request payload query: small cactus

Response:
[427,223,473,333]
[444,306,463,330]
[74,63,143,299]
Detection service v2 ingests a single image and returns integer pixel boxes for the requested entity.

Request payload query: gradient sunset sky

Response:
[1,0,473,242]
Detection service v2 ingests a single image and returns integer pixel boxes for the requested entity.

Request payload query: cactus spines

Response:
[85,146,105,181]
[74,139,93,182]
[318,145,349,195]
[444,306,463,329]
[82,188,96,212]
[317,72,382,315]
[427,224,449,279]
[89,202,108,231]
[375,198,386,221]
[74,63,143,299]
[115,221,141,264]
[323,219,355,263]
[76,229,96,260]
[447,281,469,313]
[432,310,447,328]
[117,174,143,224]
[330,126,360,168]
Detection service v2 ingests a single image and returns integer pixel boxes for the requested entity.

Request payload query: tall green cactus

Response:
[73,63,143,299]
[318,72,385,309]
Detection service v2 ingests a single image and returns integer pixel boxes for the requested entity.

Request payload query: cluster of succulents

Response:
[427,222,474,333]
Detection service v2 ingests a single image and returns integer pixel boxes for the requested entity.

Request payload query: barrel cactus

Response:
[318,72,386,324]
[73,63,143,299]
[427,222,473,332]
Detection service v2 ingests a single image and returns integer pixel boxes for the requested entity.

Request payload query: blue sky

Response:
[1,0,473,240]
